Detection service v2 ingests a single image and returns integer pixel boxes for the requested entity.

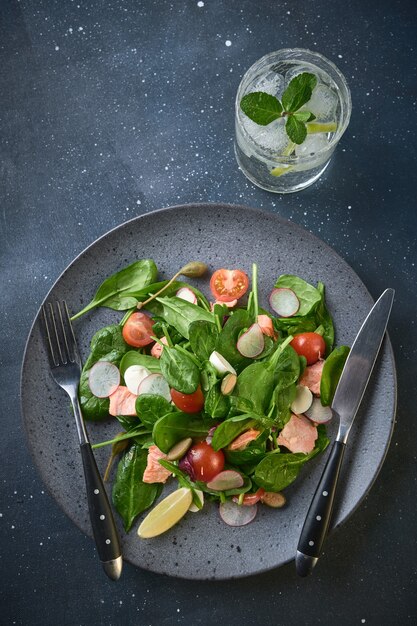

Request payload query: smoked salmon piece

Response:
[257,314,277,339]
[108,386,137,416]
[277,413,318,454]
[299,359,325,396]
[150,336,168,359]
[228,429,261,451]
[143,445,172,484]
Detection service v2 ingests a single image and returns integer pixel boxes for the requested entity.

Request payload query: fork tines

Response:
[41,301,79,367]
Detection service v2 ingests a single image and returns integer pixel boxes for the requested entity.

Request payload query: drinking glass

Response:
[234,49,351,193]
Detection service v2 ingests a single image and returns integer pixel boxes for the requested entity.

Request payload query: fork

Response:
[40,301,122,581]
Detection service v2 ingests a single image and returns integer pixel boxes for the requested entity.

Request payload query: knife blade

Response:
[295,288,394,577]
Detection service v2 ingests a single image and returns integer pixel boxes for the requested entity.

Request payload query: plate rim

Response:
[20,202,397,579]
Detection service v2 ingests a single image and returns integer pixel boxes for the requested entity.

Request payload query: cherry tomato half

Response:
[210,269,249,303]
[233,488,265,507]
[122,312,155,348]
[188,441,225,482]
[290,332,326,365]
[170,385,205,414]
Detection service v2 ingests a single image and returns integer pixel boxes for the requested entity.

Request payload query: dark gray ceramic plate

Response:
[21,203,396,580]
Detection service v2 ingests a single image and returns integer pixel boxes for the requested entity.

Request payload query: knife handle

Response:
[80,443,122,580]
[296,440,346,577]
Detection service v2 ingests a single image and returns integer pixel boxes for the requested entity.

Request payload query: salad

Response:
[72,259,349,537]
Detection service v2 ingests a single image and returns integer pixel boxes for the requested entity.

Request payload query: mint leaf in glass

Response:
[239,71,319,147]
[285,115,307,144]
[240,92,283,126]
[293,111,316,123]
[281,72,317,112]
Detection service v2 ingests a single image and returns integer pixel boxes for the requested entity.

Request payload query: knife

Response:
[295,288,395,577]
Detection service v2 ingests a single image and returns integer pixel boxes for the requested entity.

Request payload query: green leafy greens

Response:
[240,72,317,145]
[80,257,346,536]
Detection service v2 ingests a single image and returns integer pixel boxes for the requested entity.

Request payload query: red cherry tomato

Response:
[122,312,155,348]
[170,385,205,414]
[290,332,326,365]
[210,269,249,303]
[189,441,225,482]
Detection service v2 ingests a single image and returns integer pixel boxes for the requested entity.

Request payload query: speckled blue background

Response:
[1,0,416,624]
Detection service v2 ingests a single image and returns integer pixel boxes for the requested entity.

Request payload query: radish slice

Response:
[176,287,197,304]
[124,365,151,394]
[88,361,120,398]
[206,470,244,491]
[219,501,258,526]
[269,288,299,317]
[291,384,313,414]
[304,398,333,424]
[236,323,264,358]
[188,489,204,513]
[209,351,237,375]
[138,373,171,401]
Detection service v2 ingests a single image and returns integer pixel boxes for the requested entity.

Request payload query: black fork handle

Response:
[80,443,122,579]
[69,392,122,580]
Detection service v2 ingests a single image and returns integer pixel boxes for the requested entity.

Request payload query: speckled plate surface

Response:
[21,203,396,580]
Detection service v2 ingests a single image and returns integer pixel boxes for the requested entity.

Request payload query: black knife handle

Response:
[296,440,346,576]
[80,443,122,564]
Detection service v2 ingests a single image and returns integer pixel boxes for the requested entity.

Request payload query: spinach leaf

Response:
[147,296,214,339]
[275,314,317,336]
[233,339,292,416]
[320,345,350,406]
[266,345,300,427]
[274,274,321,317]
[254,425,329,491]
[72,259,158,319]
[274,345,301,388]
[211,417,256,451]
[228,395,255,416]
[200,360,219,392]
[225,433,268,466]
[112,443,161,531]
[215,309,252,373]
[204,383,230,419]
[119,351,161,377]
[212,303,229,332]
[316,282,335,353]
[189,320,219,361]
[115,414,141,431]
[123,280,211,310]
[269,383,297,429]
[152,412,210,453]
[160,345,200,393]
[235,360,276,415]
[79,325,130,421]
[135,394,174,429]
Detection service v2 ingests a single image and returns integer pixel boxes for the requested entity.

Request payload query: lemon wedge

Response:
[138,488,192,538]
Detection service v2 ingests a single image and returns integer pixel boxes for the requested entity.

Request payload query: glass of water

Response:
[234,49,351,193]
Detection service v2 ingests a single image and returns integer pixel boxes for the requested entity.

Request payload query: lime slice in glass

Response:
[306,122,337,134]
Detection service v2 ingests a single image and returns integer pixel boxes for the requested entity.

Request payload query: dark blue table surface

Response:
[1,1,416,624]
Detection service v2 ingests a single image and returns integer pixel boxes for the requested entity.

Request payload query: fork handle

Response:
[80,443,122,579]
